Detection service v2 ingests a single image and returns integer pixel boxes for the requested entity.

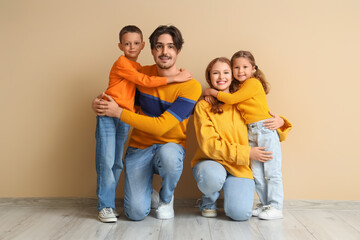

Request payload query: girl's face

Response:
[210,61,232,93]
[232,57,255,82]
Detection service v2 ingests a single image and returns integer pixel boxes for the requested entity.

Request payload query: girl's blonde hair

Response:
[231,50,270,94]
[205,57,239,114]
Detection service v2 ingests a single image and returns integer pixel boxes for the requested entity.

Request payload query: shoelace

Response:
[103,208,113,215]
[262,205,271,211]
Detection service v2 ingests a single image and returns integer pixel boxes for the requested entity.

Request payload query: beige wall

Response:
[1,0,359,200]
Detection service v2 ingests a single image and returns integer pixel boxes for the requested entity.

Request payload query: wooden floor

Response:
[0,198,359,240]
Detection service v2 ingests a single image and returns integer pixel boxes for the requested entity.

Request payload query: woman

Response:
[191,57,292,221]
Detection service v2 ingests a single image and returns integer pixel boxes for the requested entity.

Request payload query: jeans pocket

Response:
[260,126,274,134]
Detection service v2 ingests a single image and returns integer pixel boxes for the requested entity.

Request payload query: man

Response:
[93,25,202,221]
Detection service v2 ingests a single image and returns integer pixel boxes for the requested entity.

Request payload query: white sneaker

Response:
[98,208,117,223]
[252,203,264,217]
[151,189,160,209]
[156,195,174,220]
[258,205,283,220]
[201,208,217,218]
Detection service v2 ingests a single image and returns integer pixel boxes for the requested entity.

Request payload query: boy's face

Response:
[118,32,145,61]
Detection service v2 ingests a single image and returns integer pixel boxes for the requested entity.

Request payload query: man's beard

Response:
[156,55,174,69]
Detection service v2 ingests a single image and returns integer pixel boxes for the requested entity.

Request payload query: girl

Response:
[204,51,291,220]
[193,57,291,220]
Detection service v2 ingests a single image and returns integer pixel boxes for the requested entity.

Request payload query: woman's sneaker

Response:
[252,203,264,217]
[98,208,117,223]
[201,208,217,218]
[258,205,283,220]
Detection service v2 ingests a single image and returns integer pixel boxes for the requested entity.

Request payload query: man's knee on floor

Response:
[124,203,149,221]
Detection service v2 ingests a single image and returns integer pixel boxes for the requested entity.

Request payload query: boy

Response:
[95,25,191,223]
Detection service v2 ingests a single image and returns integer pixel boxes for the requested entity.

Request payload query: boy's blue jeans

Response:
[95,116,130,211]
[123,143,185,221]
[192,160,255,221]
[248,119,283,210]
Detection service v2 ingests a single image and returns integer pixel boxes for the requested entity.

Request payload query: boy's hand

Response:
[167,68,192,83]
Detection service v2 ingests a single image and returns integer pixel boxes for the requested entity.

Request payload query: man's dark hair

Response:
[149,25,184,51]
[119,25,143,43]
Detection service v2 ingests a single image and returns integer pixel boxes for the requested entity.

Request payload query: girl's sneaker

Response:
[201,208,217,218]
[252,203,264,217]
[258,205,283,220]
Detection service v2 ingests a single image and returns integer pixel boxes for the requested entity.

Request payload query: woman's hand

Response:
[263,112,284,130]
[250,147,273,162]
[91,93,123,118]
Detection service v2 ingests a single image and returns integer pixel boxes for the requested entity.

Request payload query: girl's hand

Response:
[263,112,284,130]
[204,95,216,105]
[204,88,218,97]
[250,147,273,162]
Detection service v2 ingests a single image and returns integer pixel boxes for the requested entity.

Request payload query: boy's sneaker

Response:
[156,195,174,220]
[151,189,160,209]
[252,203,264,217]
[113,208,119,218]
[98,208,117,223]
[201,208,217,218]
[258,205,283,220]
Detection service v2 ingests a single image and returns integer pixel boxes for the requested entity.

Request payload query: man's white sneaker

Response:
[98,208,117,223]
[252,203,264,217]
[258,205,283,220]
[156,195,174,220]
[201,208,217,218]
[151,189,160,209]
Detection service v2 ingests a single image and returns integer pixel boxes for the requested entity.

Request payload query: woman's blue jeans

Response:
[192,160,255,221]
[95,116,130,211]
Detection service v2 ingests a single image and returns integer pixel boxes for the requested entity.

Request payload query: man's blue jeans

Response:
[123,143,185,221]
[95,116,130,211]
[193,160,255,221]
[248,119,283,210]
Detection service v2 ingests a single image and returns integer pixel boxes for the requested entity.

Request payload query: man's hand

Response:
[250,147,273,162]
[91,93,123,119]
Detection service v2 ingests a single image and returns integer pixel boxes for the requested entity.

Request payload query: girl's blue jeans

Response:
[248,119,283,210]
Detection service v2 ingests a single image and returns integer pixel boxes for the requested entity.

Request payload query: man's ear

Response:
[118,43,123,51]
